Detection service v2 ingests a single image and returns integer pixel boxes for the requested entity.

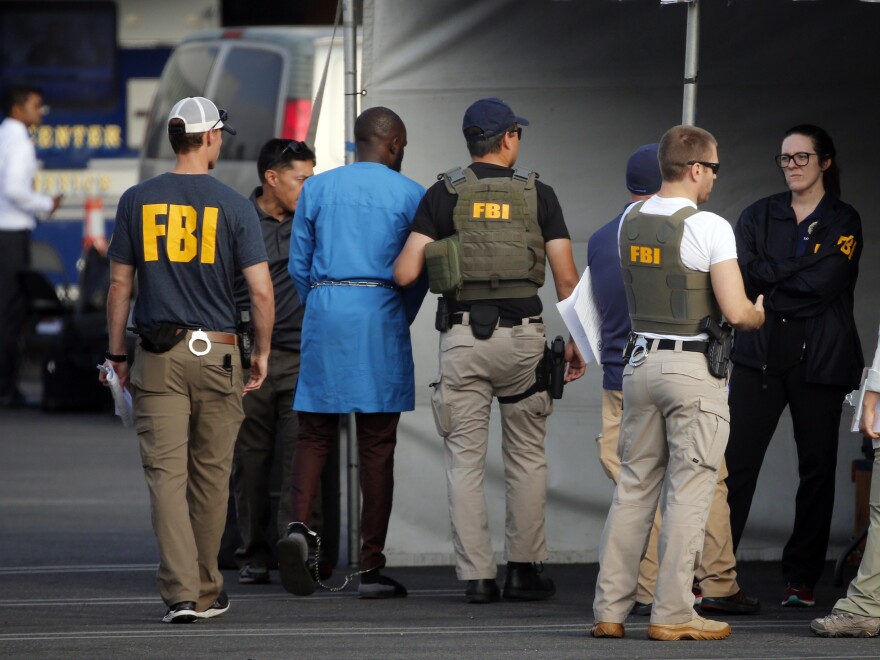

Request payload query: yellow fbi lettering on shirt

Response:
[628,245,661,265]
[142,204,219,263]
[472,202,510,220]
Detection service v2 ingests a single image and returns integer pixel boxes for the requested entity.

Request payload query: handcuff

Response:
[628,335,649,367]
[188,329,212,357]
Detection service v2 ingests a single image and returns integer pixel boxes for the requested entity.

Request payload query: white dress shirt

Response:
[0,117,54,231]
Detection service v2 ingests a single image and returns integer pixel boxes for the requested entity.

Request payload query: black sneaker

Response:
[162,601,197,624]
[699,589,760,614]
[502,562,555,601]
[239,562,270,585]
[358,569,408,599]
[196,591,230,619]
[277,522,317,596]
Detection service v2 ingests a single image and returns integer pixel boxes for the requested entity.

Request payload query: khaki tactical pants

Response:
[431,320,551,580]
[833,447,880,617]
[597,388,740,603]
[130,334,244,610]
[594,346,729,625]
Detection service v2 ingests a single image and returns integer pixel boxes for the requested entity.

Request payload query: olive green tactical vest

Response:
[619,201,721,335]
[424,166,545,301]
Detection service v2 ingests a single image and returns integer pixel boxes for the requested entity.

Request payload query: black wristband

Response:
[104,351,128,363]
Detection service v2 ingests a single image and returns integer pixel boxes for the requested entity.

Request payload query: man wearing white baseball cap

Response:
[102,96,273,623]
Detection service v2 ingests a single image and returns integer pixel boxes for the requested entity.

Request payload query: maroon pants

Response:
[291,411,400,571]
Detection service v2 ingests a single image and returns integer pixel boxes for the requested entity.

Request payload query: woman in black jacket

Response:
[725,124,863,608]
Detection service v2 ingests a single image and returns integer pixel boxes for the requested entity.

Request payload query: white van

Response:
[139,26,358,194]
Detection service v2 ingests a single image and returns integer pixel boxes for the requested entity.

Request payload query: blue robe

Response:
[290,161,427,413]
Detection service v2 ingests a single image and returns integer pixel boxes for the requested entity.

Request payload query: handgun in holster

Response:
[699,315,733,378]
[548,335,566,399]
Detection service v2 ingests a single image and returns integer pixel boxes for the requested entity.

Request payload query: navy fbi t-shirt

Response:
[108,173,267,333]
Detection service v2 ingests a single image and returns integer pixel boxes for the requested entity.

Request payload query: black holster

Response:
[237,309,253,369]
[139,322,186,354]
[700,316,733,378]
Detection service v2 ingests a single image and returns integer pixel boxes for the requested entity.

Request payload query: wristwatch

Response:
[104,351,128,363]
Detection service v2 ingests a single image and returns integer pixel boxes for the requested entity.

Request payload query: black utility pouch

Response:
[139,322,187,353]
[434,297,450,332]
[468,304,499,340]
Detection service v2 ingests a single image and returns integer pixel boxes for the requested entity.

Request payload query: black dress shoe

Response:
[502,562,555,601]
[699,590,760,614]
[465,579,500,604]
[631,601,652,616]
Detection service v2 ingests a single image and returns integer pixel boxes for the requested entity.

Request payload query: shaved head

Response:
[355,106,405,142]
[355,106,408,171]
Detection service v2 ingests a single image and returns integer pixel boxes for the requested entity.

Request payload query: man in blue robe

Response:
[278,106,427,599]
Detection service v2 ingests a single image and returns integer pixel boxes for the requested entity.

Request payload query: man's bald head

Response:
[354,106,407,171]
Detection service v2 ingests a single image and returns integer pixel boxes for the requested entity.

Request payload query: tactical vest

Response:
[424,166,545,301]
[619,201,721,335]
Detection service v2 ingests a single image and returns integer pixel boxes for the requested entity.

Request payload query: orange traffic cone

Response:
[83,196,107,255]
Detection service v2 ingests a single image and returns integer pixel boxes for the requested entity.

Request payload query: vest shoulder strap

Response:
[439,166,477,194]
[656,205,698,242]
[624,201,645,240]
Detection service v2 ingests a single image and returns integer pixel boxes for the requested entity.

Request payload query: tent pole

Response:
[342,0,361,568]
[682,0,700,125]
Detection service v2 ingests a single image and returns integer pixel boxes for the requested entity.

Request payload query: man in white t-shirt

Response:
[591,125,764,641]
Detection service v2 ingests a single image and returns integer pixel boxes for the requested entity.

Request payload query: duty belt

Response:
[450,313,542,328]
[185,329,238,357]
[650,338,708,354]
[311,279,398,290]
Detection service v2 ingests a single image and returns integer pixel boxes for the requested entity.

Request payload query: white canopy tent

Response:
[342,0,880,566]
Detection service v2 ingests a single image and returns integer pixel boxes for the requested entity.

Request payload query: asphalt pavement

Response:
[2,405,879,659]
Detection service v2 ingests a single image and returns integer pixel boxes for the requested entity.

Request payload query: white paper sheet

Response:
[96,362,134,428]
[555,267,603,365]
[847,367,880,448]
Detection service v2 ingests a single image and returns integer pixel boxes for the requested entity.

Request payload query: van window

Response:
[213,47,283,162]
[143,44,218,159]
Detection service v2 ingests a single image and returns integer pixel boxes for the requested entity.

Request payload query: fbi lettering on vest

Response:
[628,244,662,266]
[472,202,511,220]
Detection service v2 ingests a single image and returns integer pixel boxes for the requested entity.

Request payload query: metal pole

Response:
[342,0,360,567]
[343,0,358,165]
[682,0,700,125]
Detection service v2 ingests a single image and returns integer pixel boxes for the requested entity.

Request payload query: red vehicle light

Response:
[282,99,312,141]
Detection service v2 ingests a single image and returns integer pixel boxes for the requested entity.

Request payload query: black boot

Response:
[502,562,555,601]
[465,579,500,604]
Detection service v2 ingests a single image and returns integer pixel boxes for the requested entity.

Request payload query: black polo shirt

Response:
[409,162,570,319]
[233,187,303,351]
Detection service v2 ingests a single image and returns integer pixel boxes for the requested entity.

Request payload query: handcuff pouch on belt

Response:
[138,322,187,354]
[468,304,500,340]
